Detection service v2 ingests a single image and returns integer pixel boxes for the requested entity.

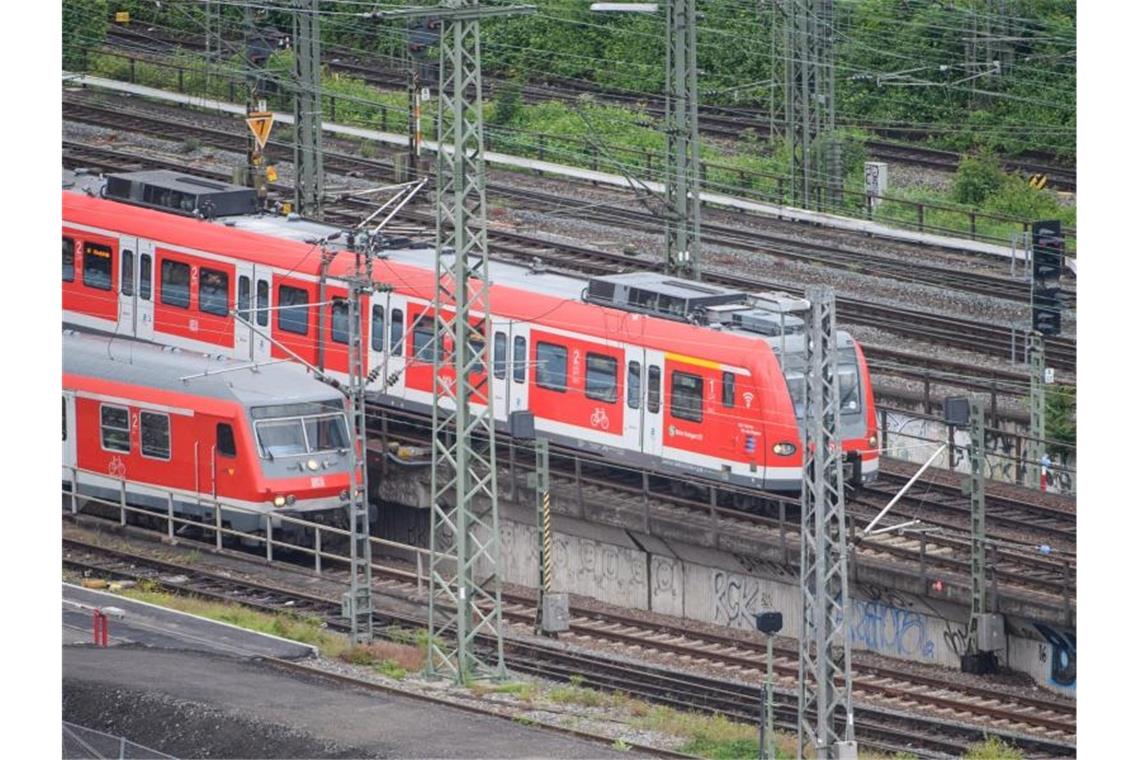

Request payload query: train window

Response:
[512,336,526,383]
[784,371,806,418]
[627,361,641,409]
[412,324,439,362]
[160,259,191,309]
[331,298,349,344]
[671,371,704,423]
[839,367,861,413]
[62,237,75,282]
[722,372,736,409]
[390,308,404,356]
[256,280,269,326]
[62,396,67,441]
[304,414,350,451]
[585,353,618,403]
[371,305,385,351]
[493,332,507,379]
[199,267,230,316]
[100,404,131,453]
[83,242,113,291]
[647,366,661,413]
[278,285,310,335]
[139,254,152,301]
[469,336,486,374]
[121,250,134,296]
[237,276,251,322]
[140,412,170,460]
[217,423,237,458]
[535,342,568,392]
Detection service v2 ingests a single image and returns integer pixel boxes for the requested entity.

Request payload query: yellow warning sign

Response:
[265,165,278,183]
[246,111,275,151]
[115,11,130,23]
[1028,174,1048,190]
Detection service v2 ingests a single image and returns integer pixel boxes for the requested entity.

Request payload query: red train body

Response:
[62,329,354,531]
[62,171,877,490]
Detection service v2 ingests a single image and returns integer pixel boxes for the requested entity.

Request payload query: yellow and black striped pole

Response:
[533,438,554,636]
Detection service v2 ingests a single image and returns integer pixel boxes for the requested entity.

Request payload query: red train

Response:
[62,328,355,532]
[62,170,878,490]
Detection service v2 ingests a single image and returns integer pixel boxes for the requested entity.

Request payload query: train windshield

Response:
[782,348,861,418]
[252,402,349,458]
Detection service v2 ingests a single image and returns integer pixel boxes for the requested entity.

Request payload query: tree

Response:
[1045,385,1075,455]
[63,0,108,72]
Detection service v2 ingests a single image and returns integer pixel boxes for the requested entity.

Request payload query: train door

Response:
[117,236,138,336]
[135,240,155,342]
[623,349,645,450]
[643,349,665,461]
[235,263,272,362]
[62,392,77,472]
[383,295,408,398]
[506,322,531,417]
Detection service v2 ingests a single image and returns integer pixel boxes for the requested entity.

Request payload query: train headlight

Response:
[868,433,878,449]
[306,458,320,471]
[772,442,797,456]
[285,494,297,506]
[339,489,350,502]
[273,495,286,507]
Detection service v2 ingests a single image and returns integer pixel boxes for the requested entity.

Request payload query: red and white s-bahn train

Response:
[63,328,355,531]
[62,169,878,491]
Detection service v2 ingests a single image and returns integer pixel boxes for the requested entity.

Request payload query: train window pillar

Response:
[512,336,526,383]
[647,365,661,413]
[121,250,134,296]
[62,237,75,282]
[216,423,237,458]
[139,253,152,300]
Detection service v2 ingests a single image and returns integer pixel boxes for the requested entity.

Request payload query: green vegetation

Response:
[63,0,108,71]
[964,736,1025,760]
[1045,385,1076,454]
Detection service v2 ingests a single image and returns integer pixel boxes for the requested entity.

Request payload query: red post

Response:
[92,609,109,647]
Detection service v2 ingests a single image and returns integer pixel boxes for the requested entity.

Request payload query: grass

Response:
[121,585,350,657]
[964,737,1024,760]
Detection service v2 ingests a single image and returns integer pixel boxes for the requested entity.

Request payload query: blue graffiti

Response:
[1034,623,1076,688]
[849,600,935,659]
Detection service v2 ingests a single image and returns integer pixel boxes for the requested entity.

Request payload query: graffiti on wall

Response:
[1034,623,1076,688]
[712,570,773,629]
[881,411,1075,495]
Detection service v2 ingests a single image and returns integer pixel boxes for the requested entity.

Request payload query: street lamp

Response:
[754,610,783,760]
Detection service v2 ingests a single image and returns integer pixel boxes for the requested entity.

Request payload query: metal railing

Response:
[62,465,435,591]
[62,721,176,760]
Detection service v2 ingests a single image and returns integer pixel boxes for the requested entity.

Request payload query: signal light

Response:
[1033,287,1063,336]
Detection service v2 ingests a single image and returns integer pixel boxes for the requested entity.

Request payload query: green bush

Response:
[63,0,108,71]
[953,152,1005,205]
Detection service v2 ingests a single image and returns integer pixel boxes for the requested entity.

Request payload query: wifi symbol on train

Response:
[742,391,755,409]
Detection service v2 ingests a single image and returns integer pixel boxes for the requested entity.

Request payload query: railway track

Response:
[63,531,1077,757]
[104,25,1077,193]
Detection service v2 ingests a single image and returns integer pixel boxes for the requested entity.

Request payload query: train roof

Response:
[62,330,342,409]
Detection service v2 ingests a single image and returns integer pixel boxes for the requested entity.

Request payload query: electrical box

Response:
[835,741,859,760]
[976,613,1006,653]
[864,160,888,207]
[510,410,536,440]
[944,396,971,427]
[542,593,570,633]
